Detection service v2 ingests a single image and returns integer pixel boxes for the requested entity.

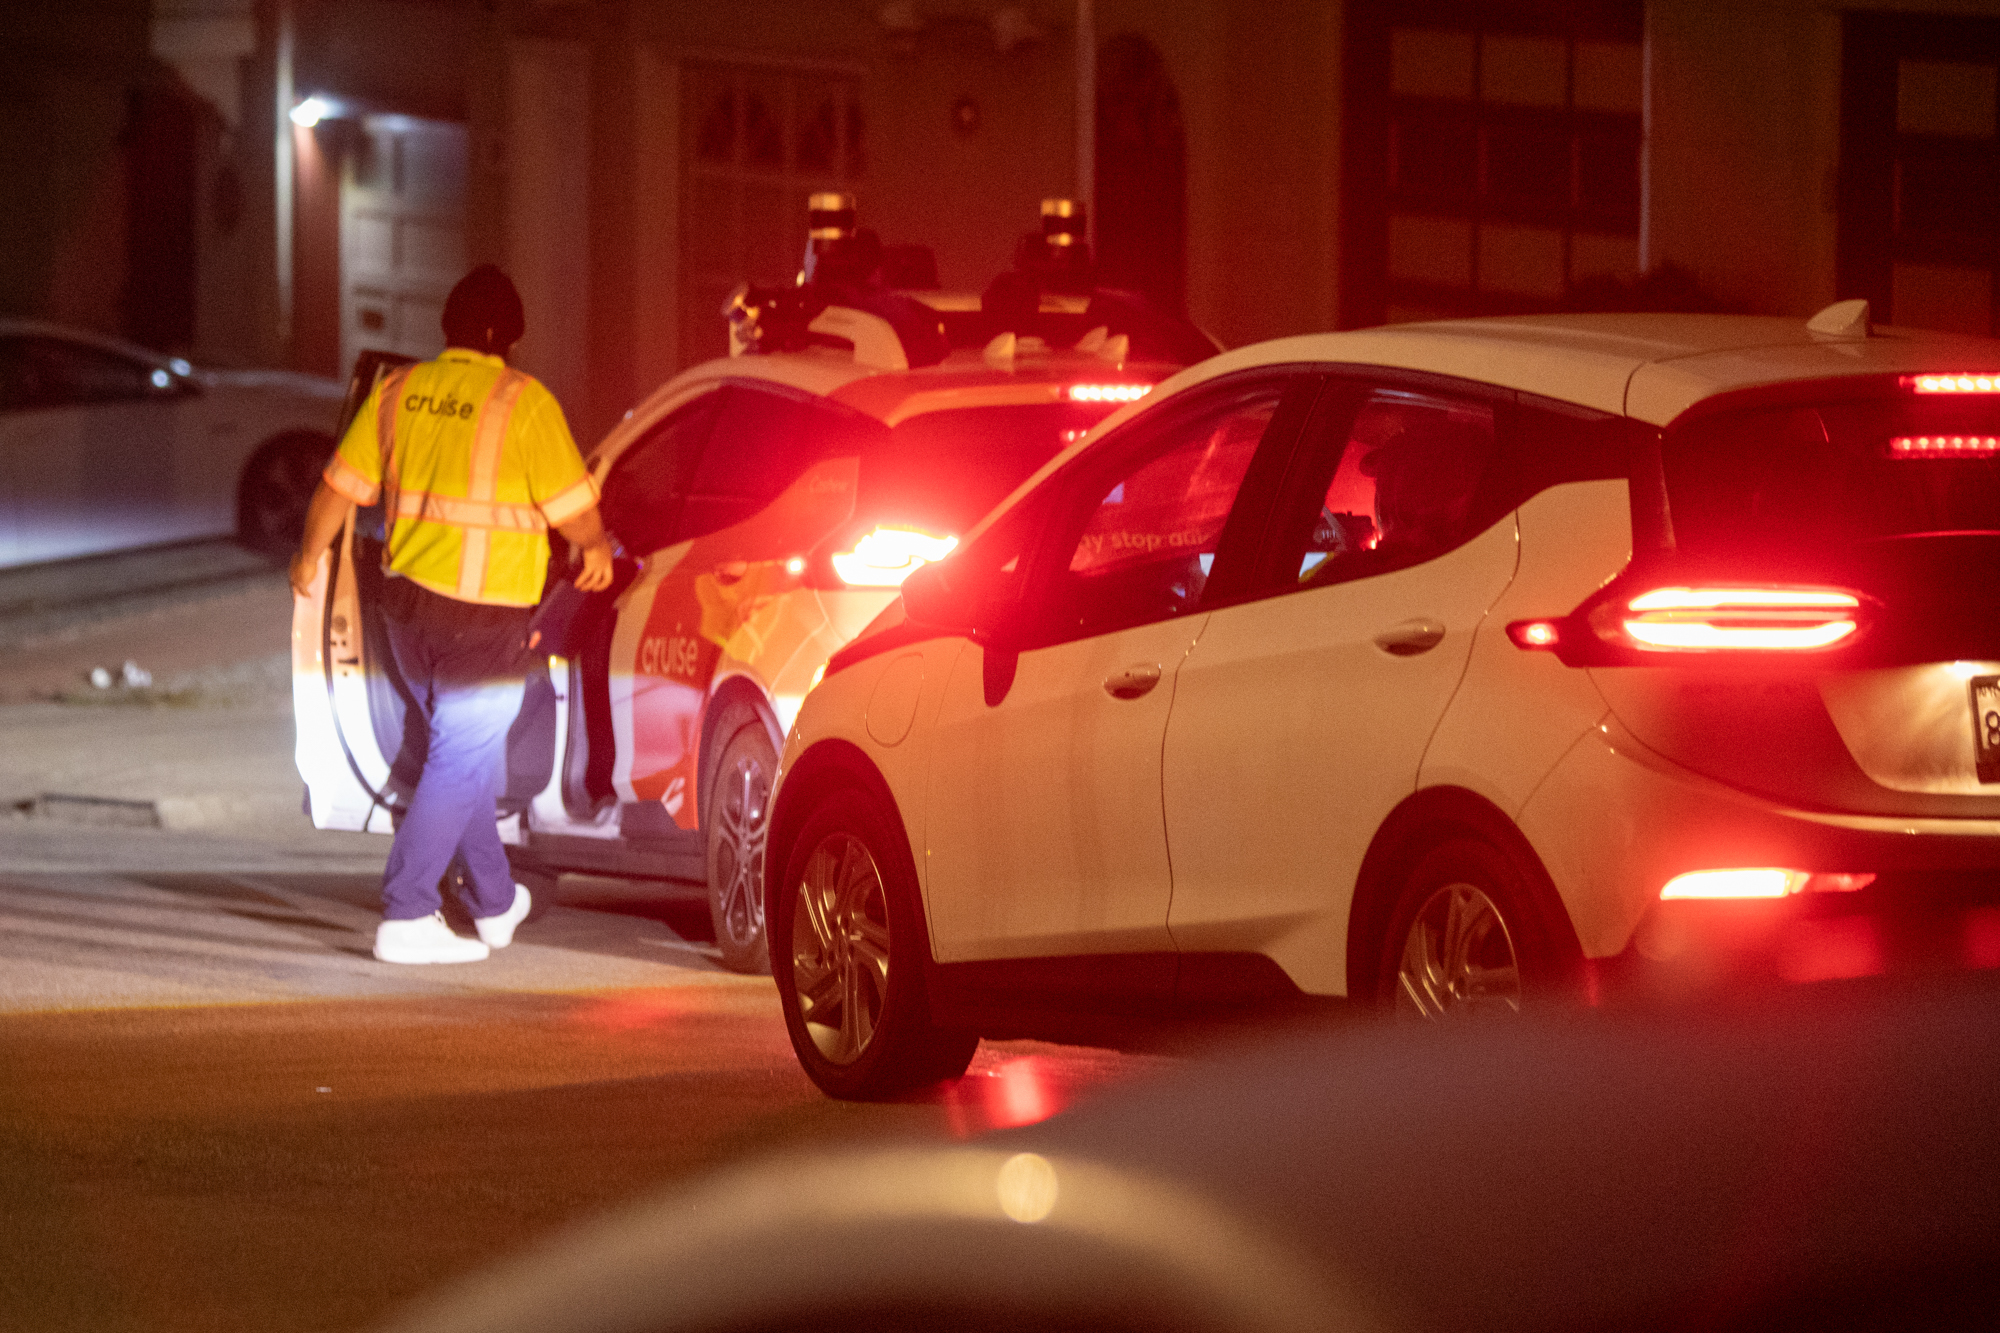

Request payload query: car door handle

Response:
[1104,664,1163,699]
[1373,618,1447,656]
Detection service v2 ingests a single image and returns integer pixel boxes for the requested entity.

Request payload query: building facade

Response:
[14,0,2000,446]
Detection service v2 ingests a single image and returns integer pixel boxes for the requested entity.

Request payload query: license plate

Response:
[1975,676,2000,783]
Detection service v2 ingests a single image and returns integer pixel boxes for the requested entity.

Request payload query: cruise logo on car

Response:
[639,632,705,683]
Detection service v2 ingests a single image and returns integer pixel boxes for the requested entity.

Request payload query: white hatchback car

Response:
[768,301,2000,1098]
[0,319,344,565]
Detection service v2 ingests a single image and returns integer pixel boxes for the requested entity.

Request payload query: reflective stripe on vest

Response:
[373,364,413,529]
[375,366,412,486]
[388,489,547,533]
[374,365,531,603]
[458,370,529,600]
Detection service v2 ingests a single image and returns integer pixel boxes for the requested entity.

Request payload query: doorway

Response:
[339,116,468,378]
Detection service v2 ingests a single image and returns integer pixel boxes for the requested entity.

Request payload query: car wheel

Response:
[703,715,775,975]
[237,430,334,557]
[1379,838,1566,1018]
[771,788,978,1100]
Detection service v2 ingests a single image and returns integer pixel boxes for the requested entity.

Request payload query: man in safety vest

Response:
[289,264,614,964]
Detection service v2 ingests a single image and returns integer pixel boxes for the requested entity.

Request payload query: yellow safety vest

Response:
[324,349,598,607]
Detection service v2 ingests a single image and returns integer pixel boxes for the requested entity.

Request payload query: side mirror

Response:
[900,559,983,637]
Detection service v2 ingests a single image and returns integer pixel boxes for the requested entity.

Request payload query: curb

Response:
[23,792,317,834]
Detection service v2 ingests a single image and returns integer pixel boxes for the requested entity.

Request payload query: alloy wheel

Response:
[1395,882,1522,1017]
[711,749,769,952]
[791,832,892,1065]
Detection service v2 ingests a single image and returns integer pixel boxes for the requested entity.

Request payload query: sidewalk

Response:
[0,577,385,867]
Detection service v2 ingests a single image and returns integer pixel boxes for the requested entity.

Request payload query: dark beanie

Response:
[441,264,525,353]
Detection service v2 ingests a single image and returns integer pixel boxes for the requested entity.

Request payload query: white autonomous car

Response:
[767,299,2000,1098]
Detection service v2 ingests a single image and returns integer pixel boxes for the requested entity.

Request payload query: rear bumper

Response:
[1594,872,2000,999]
[1520,717,2000,969]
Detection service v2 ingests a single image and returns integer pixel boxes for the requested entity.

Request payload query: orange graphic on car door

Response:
[611,457,858,828]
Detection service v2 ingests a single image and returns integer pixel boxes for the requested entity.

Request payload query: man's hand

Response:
[556,506,616,592]
[573,538,615,591]
[289,549,323,597]
[291,480,355,597]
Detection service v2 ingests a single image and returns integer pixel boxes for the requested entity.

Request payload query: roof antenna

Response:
[1806,299,1871,341]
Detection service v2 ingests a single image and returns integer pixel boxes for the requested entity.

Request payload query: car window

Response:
[679,386,822,538]
[1043,392,1278,638]
[861,400,1112,537]
[605,388,890,556]
[600,392,722,556]
[1663,397,2000,558]
[1288,389,1497,587]
[21,337,157,406]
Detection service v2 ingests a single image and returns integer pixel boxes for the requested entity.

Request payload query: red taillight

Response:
[1066,383,1152,403]
[1601,586,1863,653]
[1905,373,2000,394]
[1506,619,1562,650]
[830,526,957,587]
[1661,869,1876,900]
[1890,434,2000,456]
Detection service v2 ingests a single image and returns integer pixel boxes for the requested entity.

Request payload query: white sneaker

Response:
[475,884,531,948]
[375,912,490,964]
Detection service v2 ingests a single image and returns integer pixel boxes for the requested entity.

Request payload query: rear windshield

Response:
[1663,396,2000,557]
[859,400,1117,534]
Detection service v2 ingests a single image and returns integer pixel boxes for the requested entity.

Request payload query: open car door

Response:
[292,350,417,832]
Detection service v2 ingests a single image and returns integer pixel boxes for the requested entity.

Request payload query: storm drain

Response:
[24,794,162,828]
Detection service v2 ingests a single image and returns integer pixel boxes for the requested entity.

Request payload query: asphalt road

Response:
[0,846,1180,1333]
[0,557,1189,1333]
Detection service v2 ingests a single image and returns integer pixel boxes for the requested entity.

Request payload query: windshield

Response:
[1663,396,2000,557]
[857,400,1117,534]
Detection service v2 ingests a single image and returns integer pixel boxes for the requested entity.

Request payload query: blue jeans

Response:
[378,579,532,922]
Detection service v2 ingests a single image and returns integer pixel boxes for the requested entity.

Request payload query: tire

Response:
[1377,837,1574,1018]
[703,714,776,975]
[770,787,978,1100]
[237,430,334,557]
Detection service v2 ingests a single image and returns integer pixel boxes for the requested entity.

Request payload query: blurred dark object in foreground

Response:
[378,971,2000,1333]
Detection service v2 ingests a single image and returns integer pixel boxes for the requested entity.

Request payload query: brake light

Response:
[830,526,958,587]
[1067,383,1152,403]
[1890,434,2000,456]
[1506,619,1562,650]
[1605,587,1862,652]
[1905,373,2000,394]
[1663,869,1804,899]
[1661,869,1876,900]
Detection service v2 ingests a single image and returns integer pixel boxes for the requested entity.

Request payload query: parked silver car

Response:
[0,319,344,566]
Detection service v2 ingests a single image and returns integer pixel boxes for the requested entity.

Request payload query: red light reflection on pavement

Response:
[1961,908,2000,970]
[940,1056,1071,1138]
[1776,917,1885,984]
[573,989,693,1032]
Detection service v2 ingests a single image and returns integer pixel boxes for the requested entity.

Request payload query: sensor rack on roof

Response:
[982,325,1133,371]
[723,196,948,372]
